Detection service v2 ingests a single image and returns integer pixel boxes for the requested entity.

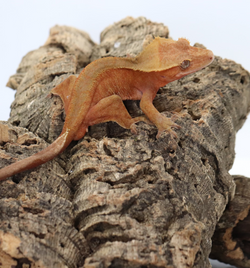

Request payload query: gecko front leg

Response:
[140,89,180,138]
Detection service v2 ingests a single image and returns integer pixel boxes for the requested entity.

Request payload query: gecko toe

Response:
[172,123,181,130]
[156,129,178,139]
[130,123,138,134]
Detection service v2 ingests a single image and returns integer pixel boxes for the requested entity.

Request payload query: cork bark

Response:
[0,17,249,268]
[210,175,250,267]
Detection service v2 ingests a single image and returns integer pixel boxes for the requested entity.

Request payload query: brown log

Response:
[210,175,250,267]
[0,17,249,267]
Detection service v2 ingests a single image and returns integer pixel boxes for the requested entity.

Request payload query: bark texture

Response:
[210,175,250,267]
[0,16,250,268]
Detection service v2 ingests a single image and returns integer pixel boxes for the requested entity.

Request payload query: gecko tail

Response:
[0,131,70,182]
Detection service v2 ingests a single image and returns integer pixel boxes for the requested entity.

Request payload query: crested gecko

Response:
[0,37,214,181]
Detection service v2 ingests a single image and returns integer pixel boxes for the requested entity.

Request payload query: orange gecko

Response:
[0,37,214,181]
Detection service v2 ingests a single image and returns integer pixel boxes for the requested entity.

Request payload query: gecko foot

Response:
[156,116,181,139]
[129,116,152,134]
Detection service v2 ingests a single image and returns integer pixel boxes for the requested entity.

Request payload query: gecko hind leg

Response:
[51,75,77,115]
[74,95,149,140]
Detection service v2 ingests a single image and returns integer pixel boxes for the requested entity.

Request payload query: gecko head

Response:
[157,37,214,80]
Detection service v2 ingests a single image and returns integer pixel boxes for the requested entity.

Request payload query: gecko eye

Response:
[180,60,190,69]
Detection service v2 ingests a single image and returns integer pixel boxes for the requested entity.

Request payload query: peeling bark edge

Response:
[211,175,250,268]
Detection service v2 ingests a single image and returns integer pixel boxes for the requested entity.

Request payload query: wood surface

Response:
[211,175,250,268]
[0,16,250,268]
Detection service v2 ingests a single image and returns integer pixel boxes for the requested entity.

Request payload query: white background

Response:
[1,1,249,267]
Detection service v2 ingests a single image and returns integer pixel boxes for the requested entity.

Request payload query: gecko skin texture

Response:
[0,37,214,181]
